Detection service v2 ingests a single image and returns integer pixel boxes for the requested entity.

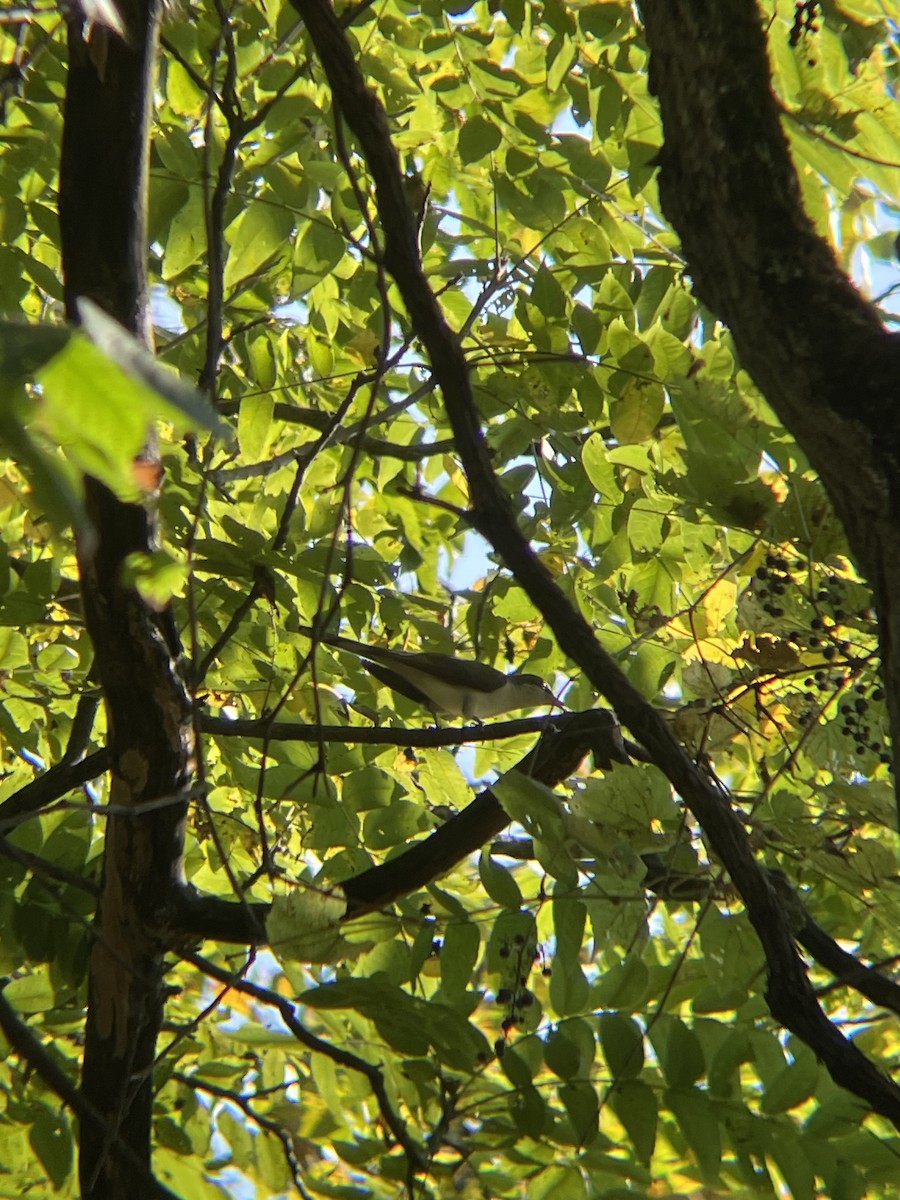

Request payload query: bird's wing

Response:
[311,630,509,693]
[395,651,507,691]
[361,659,435,707]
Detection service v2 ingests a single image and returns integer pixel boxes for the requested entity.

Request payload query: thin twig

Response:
[185,951,427,1174]
[192,573,268,684]
[0,833,99,895]
[200,711,561,745]
[291,0,900,1129]
[60,688,101,766]
[200,0,244,398]
[173,1071,313,1199]
[0,987,181,1200]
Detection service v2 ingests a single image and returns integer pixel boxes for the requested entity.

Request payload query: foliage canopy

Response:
[2,0,900,1197]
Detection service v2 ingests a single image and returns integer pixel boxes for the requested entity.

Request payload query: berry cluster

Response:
[746,551,887,761]
[839,683,889,764]
[749,554,877,651]
[493,931,549,1056]
[789,1,820,55]
[752,553,792,619]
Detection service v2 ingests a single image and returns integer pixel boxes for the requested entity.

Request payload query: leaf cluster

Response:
[1,0,900,1196]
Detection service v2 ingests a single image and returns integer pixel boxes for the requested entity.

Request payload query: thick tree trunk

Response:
[59,3,194,1195]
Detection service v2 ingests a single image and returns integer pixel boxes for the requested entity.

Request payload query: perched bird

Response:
[298,625,561,721]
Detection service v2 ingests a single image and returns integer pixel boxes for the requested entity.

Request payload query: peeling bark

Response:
[59,2,194,1195]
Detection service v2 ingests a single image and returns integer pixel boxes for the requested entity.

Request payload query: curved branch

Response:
[171,709,628,939]
[796,914,900,1017]
[0,988,181,1200]
[183,718,900,1031]
[290,0,900,1128]
[0,749,109,829]
[342,709,628,916]
[184,952,427,1174]
[172,1072,310,1198]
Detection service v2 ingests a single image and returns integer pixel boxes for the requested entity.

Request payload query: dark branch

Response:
[0,749,109,829]
[796,912,900,1017]
[200,710,570,747]
[213,399,456,467]
[172,1072,311,1198]
[0,987,181,1200]
[640,0,900,812]
[170,709,628,939]
[184,952,427,1174]
[291,0,900,1129]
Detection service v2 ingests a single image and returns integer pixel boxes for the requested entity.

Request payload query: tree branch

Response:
[170,709,627,938]
[0,987,181,1200]
[172,1072,311,1199]
[290,0,900,1128]
[213,399,456,465]
[184,952,427,1175]
[60,1,196,1193]
[200,711,569,747]
[0,749,109,829]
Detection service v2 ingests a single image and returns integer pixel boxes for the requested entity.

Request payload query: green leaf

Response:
[29,1107,73,1191]
[657,1016,706,1088]
[162,190,206,278]
[769,1136,816,1200]
[438,919,480,998]
[558,1080,599,1147]
[575,764,676,830]
[499,1044,536,1088]
[38,341,146,498]
[493,773,576,885]
[600,1012,644,1079]
[707,1028,753,1097]
[458,115,502,163]
[238,393,274,461]
[341,765,398,812]
[543,1019,595,1081]
[610,380,665,444]
[293,219,347,288]
[544,1026,583,1079]
[666,1087,721,1182]
[123,550,190,607]
[300,974,490,1069]
[0,410,90,539]
[478,850,524,909]
[362,800,428,850]
[592,956,649,1011]
[611,1079,657,1162]
[77,300,227,436]
[582,433,623,499]
[266,885,349,963]
[762,1052,820,1114]
[224,201,295,290]
[511,1083,548,1138]
[0,319,69,385]
[4,966,55,1014]
[549,898,589,1015]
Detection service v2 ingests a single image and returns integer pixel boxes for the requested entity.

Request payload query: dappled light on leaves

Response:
[1,1,900,1197]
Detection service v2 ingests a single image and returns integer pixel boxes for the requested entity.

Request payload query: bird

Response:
[297,624,561,721]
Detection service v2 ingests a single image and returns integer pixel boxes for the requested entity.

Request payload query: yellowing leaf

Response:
[346,328,380,366]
